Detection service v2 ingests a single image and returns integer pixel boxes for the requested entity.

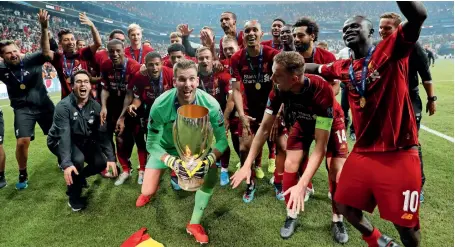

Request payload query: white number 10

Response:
[402,190,419,213]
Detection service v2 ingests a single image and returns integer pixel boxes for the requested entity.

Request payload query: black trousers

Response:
[341,86,355,133]
[50,141,107,198]
[410,93,425,187]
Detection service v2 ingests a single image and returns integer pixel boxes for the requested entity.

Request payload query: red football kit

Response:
[319,25,420,228]
[125,45,154,64]
[219,30,244,60]
[51,47,94,99]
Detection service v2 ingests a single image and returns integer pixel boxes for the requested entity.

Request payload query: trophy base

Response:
[178,177,205,192]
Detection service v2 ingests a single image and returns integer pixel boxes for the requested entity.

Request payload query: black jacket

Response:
[47,93,116,169]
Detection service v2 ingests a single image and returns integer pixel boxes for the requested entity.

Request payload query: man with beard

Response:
[231,20,280,203]
[0,10,55,189]
[305,2,427,246]
[280,24,294,51]
[219,11,244,60]
[51,12,102,99]
[126,52,174,184]
[100,39,142,186]
[47,70,118,211]
[292,17,337,202]
[196,46,232,186]
[135,59,228,245]
[125,23,154,64]
[261,18,285,50]
[379,12,434,203]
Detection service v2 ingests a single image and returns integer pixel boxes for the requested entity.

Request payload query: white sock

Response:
[221,168,228,172]
[287,208,298,219]
[332,214,343,222]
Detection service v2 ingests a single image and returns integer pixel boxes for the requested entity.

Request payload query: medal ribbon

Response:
[150,70,163,97]
[63,55,75,78]
[130,45,143,63]
[348,46,375,98]
[114,58,128,94]
[246,45,263,84]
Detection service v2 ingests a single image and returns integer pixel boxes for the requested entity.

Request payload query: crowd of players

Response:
[0,1,437,246]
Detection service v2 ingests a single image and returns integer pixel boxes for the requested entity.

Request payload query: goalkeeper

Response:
[135,59,228,245]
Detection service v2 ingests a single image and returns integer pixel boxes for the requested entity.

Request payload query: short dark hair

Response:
[107,39,124,48]
[273,18,286,25]
[57,29,73,42]
[380,12,402,27]
[222,11,237,21]
[0,40,17,54]
[143,40,152,45]
[145,52,162,63]
[167,43,186,54]
[294,17,319,41]
[76,40,85,45]
[71,69,92,86]
[351,15,373,30]
[109,29,125,40]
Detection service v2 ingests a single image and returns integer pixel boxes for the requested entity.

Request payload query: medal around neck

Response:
[173,104,213,191]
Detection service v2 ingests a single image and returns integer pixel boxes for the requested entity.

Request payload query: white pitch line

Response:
[420,125,454,143]
[0,96,60,108]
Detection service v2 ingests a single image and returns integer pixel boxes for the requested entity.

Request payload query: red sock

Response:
[362,228,381,247]
[282,171,299,206]
[299,158,312,189]
[137,148,147,171]
[274,170,283,184]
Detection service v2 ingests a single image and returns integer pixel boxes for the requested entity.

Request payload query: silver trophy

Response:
[173,104,213,191]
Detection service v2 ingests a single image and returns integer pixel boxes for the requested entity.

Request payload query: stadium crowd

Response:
[0,1,447,246]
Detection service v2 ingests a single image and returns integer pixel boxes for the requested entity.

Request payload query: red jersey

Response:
[305,47,336,64]
[93,50,109,75]
[219,30,244,60]
[128,66,174,110]
[266,74,334,135]
[51,47,94,99]
[125,45,154,64]
[231,45,279,121]
[100,58,141,107]
[319,24,418,152]
[261,40,283,50]
[198,71,231,110]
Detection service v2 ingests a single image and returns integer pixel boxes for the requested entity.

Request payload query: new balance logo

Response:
[401,213,414,220]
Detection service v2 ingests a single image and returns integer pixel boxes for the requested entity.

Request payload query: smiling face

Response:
[174,68,199,104]
[293,26,313,53]
[342,17,372,49]
[271,20,284,37]
[280,25,293,45]
[128,28,142,46]
[107,43,125,66]
[60,33,76,54]
[243,21,263,48]
[197,49,213,74]
[222,40,239,58]
[146,57,162,79]
[0,43,21,66]
[379,18,397,40]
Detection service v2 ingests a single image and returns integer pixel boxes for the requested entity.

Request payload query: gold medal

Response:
[360,96,366,108]
[20,84,26,90]
[255,82,261,90]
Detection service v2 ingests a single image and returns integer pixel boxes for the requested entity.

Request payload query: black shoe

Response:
[332,221,349,244]
[349,132,356,141]
[280,216,298,239]
[378,235,400,247]
[68,197,86,212]
[0,176,6,189]
[82,178,89,189]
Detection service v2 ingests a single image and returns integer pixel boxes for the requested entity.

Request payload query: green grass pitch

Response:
[0,60,453,247]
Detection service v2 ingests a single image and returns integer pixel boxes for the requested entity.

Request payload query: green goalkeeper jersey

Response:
[147,88,228,159]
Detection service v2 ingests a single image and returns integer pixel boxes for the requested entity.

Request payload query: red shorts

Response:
[286,121,313,151]
[326,125,349,158]
[335,150,421,228]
